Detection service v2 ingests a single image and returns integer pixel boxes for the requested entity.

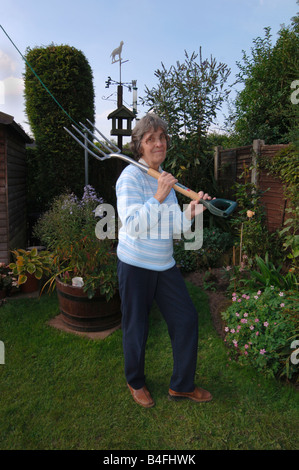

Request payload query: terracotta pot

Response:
[55,278,121,332]
[20,272,39,293]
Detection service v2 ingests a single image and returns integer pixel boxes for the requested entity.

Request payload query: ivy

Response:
[259,144,299,272]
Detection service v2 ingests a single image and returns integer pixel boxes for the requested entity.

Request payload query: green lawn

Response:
[0,282,298,450]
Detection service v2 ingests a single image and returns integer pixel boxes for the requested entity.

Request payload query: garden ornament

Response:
[64,120,237,218]
[111,41,124,63]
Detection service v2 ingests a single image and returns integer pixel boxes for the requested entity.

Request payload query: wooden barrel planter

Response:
[56,278,121,332]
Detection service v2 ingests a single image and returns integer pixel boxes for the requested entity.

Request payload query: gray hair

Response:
[130,113,170,160]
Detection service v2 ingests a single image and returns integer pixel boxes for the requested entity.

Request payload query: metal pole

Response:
[84,131,88,186]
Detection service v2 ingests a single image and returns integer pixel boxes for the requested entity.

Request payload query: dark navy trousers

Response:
[117,259,199,392]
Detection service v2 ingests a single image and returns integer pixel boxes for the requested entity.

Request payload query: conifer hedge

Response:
[24,44,95,212]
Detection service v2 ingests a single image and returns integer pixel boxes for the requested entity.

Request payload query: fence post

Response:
[252,139,264,186]
[214,146,222,181]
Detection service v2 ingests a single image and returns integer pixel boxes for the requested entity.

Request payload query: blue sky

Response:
[0,0,297,141]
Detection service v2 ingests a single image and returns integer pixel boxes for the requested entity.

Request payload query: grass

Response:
[0,281,298,450]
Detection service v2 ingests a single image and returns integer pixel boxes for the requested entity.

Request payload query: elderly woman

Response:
[116,113,212,408]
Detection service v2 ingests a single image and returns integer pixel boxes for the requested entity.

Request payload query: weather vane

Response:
[110,40,128,85]
[103,41,137,116]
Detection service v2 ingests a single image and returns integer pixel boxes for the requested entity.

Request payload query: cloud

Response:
[0,76,24,97]
[0,50,17,79]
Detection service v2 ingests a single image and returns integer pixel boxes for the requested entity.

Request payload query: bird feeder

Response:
[108,105,135,137]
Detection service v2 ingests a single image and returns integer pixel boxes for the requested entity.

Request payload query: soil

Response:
[184,268,231,339]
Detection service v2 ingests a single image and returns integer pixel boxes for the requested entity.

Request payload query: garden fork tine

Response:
[64,122,147,168]
[85,118,120,153]
[64,121,237,218]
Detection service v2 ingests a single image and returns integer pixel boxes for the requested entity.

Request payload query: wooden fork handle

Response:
[147,168,201,201]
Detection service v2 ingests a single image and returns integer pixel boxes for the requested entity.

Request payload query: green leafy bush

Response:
[223,252,298,295]
[173,240,198,272]
[174,227,233,271]
[34,186,118,300]
[221,286,298,382]
[24,44,95,211]
[197,227,233,268]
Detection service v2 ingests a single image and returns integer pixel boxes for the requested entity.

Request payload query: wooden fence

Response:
[214,140,290,232]
[0,112,32,264]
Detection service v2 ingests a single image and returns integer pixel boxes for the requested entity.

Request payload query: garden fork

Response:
[64,119,237,218]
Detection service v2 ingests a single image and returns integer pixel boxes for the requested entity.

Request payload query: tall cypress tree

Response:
[24,44,95,211]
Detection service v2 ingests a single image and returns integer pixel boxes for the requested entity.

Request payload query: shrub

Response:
[34,186,118,300]
[197,227,233,268]
[221,286,298,382]
[24,44,95,211]
[173,240,198,272]
[223,252,298,295]
[174,227,233,272]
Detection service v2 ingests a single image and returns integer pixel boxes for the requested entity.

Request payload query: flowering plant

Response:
[34,186,118,300]
[221,286,298,382]
[0,263,18,293]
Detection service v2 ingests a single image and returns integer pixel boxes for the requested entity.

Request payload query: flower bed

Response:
[221,286,298,382]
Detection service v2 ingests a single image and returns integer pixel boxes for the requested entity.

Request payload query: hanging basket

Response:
[55,278,121,332]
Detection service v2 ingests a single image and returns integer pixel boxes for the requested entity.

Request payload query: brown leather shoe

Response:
[168,386,212,403]
[127,384,155,408]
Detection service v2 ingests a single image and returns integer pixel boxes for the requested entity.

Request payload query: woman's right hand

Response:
[154,171,178,203]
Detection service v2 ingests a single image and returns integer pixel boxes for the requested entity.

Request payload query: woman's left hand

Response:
[185,191,213,220]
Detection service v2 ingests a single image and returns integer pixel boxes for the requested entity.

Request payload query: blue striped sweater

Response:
[116,162,192,271]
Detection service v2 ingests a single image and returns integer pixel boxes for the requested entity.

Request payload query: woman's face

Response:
[140,127,167,170]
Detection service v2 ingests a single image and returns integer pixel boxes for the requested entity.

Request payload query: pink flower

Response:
[257,290,262,295]
[256,331,259,336]
[254,295,259,299]
[264,322,269,327]
[235,312,240,317]
[260,349,266,355]
[244,344,249,349]
[279,292,284,297]
[243,312,248,317]
[241,319,247,324]
[254,318,259,323]
[232,297,237,302]
[238,299,242,302]
[244,351,248,356]
[249,325,255,330]
[230,329,235,333]
[280,303,285,307]
[225,327,229,332]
